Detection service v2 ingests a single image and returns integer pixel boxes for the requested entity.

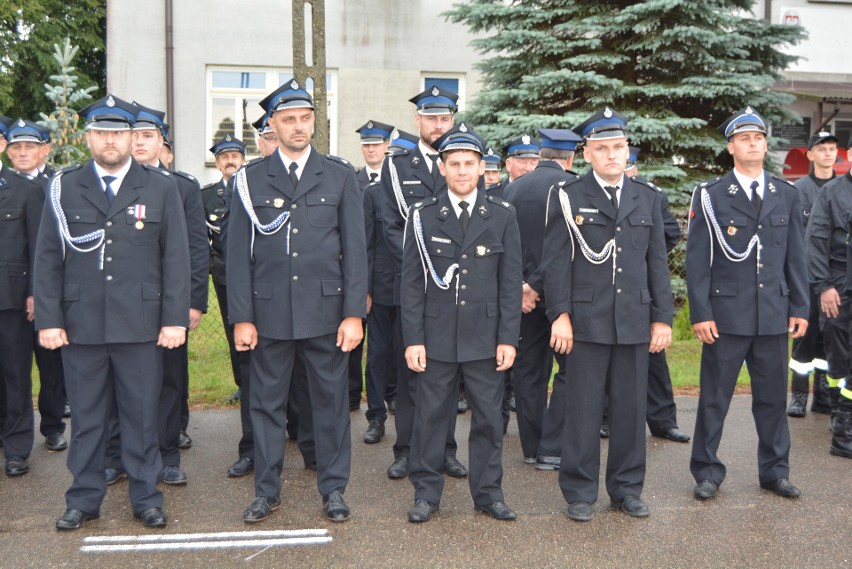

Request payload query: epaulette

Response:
[58,164,83,176]
[244,156,264,167]
[325,154,355,171]
[171,170,198,185]
[200,182,217,191]
[386,146,412,158]
[142,163,172,177]
[769,175,796,190]
[557,175,582,189]
[412,197,438,210]
[629,176,661,193]
[486,195,513,210]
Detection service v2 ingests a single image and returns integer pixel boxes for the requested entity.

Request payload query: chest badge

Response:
[476,245,488,257]
[575,215,584,226]
[209,213,218,221]
[727,226,737,236]
[274,198,285,208]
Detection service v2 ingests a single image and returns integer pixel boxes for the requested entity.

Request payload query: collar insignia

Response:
[768,182,777,194]
[727,184,738,195]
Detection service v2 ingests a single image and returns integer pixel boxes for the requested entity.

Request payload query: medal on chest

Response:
[129,204,147,229]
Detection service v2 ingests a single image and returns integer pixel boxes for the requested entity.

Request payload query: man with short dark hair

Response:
[688,107,808,501]
[37,95,190,530]
[403,122,522,523]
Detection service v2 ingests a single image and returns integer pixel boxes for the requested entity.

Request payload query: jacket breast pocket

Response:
[770,214,788,247]
[628,213,654,249]
[403,184,426,201]
[475,242,504,278]
[306,193,340,227]
[127,207,163,245]
[65,209,100,236]
[710,281,737,297]
[578,216,611,249]
[427,241,456,259]
[0,208,25,238]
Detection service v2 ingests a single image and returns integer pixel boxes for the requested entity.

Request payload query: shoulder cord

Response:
[700,187,761,273]
[234,168,291,257]
[49,172,106,270]
[388,155,410,222]
[557,188,617,284]
[206,221,221,234]
[412,207,460,304]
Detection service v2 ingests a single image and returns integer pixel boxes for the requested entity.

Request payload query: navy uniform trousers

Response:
[64,343,163,514]
[0,310,34,458]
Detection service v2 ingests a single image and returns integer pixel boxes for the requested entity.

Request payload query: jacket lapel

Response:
[460,192,490,252]
[80,161,110,215]
[584,173,617,220]
[757,172,781,221]
[266,152,294,199]
[726,171,758,220]
[292,148,322,203]
[107,161,141,219]
[615,178,639,224]
[435,193,464,246]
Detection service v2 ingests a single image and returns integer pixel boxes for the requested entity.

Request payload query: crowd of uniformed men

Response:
[1,78,849,531]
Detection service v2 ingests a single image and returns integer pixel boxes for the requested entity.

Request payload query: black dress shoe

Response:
[178,430,192,449]
[350,400,361,411]
[657,428,691,443]
[612,495,650,518]
[408,499,438,523]
[760,478,801,498]
[105,467,127,486]
[535,455,561,471]
[457,396,469,414]
[244,496,281,523]
[322,491,350,522]
[161,465,188,485]
[567,501,593,522]
[475,501,517,520]
[693,479,719,500]
[227,457,255,477]
[444,456,468,478]
[46,432,68,451]
[56,509,99,531]
[508,394,516,412]
[364,420,385,444]
[387,456,409,479]
[5,456,29,476]
[523,456,536,465]
[600,423,610,438]
[134,507,168,528]
[386,399,396,414]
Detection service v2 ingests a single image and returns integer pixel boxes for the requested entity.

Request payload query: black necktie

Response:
[289,162,299,190]
[369,172,378,184]
[429,154,439,182]
[459,201,470,234]
[103,175,117,205]
[604,185,619,210]
[750,180,761,214]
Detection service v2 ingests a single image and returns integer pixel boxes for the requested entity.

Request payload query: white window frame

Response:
[420,73,467,114]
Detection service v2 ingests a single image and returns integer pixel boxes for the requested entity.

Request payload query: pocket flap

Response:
[475,242,504,256]
[62,283,80,301]
[66,209,98,223]
[321,279,343,296]
[580,215,606,226]
[251,195,287,209]
[719,215,747,227]
[253,282,273,299]
[142,282,162,300]
[770,214,788,227]
[306,193,340,206]
[710,281,737,296]
[429,243,456,258]
[7,262,28,278]
[628,214,654,227]
[572,286,594,302]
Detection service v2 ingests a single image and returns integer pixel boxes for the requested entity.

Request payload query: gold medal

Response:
[136,220,145,230]
[727,226,737,236]
[575,215,584,226]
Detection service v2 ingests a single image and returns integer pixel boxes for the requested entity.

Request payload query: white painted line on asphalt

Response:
[84,529,328,543]
[81,536,333,553]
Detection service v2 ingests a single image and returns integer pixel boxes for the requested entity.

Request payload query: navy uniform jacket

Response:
[795,172,835,229]
[805,172,852,294]
[380,145,447,305]
[401,191,522,363]
[686,170,808,335]
[0,164,43,309]
[543,172,674,344]
[162,166,209,312]
[201,179,228,286]
[34,160,191,344]
[505,160,575,299]
[485,179,508,200]
[226,147,368,340]
[364,180,394,307]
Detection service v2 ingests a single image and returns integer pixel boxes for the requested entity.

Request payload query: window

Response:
[421,74,466,112]
[206,67,337,162]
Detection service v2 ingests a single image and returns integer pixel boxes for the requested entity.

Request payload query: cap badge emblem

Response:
[522,135,531,145]
[106,95,116,107]
[431,86,440,96]
[603,107,613,118]
[818,131,830,137]
[290,79,299,89]
[459,123,468,133]
[745,106,754,114]
[17,119,25,127]
[367,121,373,129]
[225,134,232,141]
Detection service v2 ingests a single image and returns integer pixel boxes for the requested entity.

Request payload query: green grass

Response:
[33,281,757,407]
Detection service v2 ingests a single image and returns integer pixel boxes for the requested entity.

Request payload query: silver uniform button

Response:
[292,252,298,258]
[106,275,113,281]
[106,221,112,227]
[616,288,622,294]
[293,276,299,281]
[292,228,299,234]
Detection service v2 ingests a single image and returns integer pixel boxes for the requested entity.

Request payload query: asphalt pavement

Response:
[0,395,848,568]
